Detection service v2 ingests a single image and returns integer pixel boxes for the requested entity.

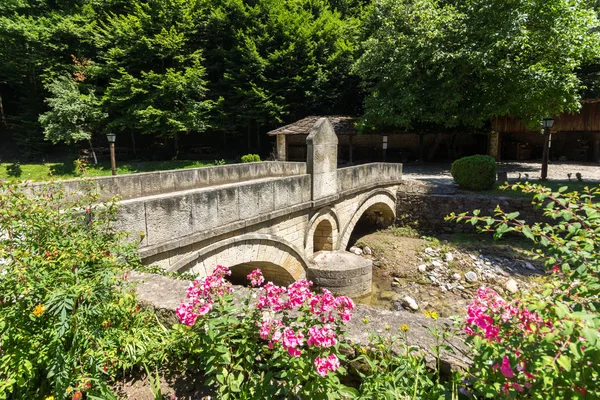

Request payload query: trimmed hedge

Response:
[241,154,261,163]
[451,155,496,190]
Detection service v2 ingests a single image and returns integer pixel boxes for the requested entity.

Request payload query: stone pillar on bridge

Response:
[307,118,338,201]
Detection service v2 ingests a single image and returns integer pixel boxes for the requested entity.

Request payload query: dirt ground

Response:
[351,229,545,317]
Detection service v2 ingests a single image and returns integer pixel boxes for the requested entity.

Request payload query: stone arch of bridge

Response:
[338,189,397,250]
[304,207,340,255]
[172,234,308,286]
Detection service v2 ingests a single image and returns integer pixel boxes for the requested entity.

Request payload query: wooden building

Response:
[490,99,600,162]
[267,115,485,163]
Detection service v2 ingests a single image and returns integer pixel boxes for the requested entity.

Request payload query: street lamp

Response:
[106,132,117,176]
[540,117,554,180]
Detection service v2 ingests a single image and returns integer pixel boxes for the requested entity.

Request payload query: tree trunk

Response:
[256,125,261,152]
[173,133,179,158]
[427,133,444,161]
[247,125,252,152]
[88,139,98,165]
[131,131,137,158]
[0,93,6,128]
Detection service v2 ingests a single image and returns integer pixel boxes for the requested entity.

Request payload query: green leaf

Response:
[557,355,571,372]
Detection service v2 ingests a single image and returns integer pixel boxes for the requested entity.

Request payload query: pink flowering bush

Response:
[448,183,600,399]
[173,266,357,399]
[463,287,600,398]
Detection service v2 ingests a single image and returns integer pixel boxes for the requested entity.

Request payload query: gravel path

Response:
[403,161,600,184]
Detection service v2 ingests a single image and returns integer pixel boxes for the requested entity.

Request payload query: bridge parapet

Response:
[337,163,403,193]
[31,161,306,201]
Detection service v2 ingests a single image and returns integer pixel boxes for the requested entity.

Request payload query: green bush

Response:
[241,154,261,163]
[447,183,600,398]
[5,162,22,178]
[450,155,496,190]
[0,181,167,399]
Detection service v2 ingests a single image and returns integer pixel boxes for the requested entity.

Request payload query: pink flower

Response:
[500,356,515,378]
[259,319,284,349]
[247,269,264,287]
[281,327,304,357]
[334,296,354,322]
[257,282,287,311]
[314,354,340,377]
[310,289,337,322]
[512,382,524,392]
[280,327,304,357]
[175,303,199,326]
[286,279,313,309]
[307,325,337,348]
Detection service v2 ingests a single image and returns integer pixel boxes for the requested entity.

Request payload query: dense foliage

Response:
[354,0,600,129]
[448,183,600,398]
[1,0,599,158]
[450,155,496,191]
[0,0,362,158]
[0,182,166,399]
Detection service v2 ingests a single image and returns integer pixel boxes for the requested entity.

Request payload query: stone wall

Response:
[396,180,548,233]
[337,163,403,193]
[32,161,307,201]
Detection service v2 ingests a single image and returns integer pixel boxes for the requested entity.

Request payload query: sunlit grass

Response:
[0,160,223,182]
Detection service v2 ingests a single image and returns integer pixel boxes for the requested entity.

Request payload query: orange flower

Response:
[33,304,44,317]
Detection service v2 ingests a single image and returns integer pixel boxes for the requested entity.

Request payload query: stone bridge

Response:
[61,119,403,289]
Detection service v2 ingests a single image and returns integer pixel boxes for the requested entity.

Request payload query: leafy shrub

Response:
[447,183,600,398]
[73,157,88,176]
[450,155,496,190]
[241,154,261,163]
[5,162,22,178]
[0,182,166,399]
[353,324,447,398]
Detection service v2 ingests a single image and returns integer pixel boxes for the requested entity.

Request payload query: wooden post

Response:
[110,142,116,176]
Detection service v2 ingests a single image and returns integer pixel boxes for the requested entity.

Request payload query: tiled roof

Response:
[267,116,358,136]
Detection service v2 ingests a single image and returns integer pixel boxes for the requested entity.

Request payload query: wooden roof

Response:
[267,116,358,136]
[492,100,600,133]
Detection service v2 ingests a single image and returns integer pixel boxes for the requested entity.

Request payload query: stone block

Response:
[192,190,219,231]
[238,183,261,220]
[145,195,193,246]
[273,179,291,209]
[115,200,148,247]
[312,171,338,199]
[217,187,239,225]
[172,169,198,191]
[113,174,143,199]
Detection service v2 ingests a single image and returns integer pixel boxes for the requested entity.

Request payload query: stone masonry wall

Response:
[396,180,549,233]
[31,161,307,202]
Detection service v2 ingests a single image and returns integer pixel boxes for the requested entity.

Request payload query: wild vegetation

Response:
[0,0,598,159]
[2,177,599,398]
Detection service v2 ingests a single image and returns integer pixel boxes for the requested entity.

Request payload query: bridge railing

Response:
[336,163,403,193]
[30,161,307,201]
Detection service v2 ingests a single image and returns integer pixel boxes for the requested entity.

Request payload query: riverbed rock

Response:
[451,273,461,281]
[444,253,454,262]
[363,246,373,256]
[417,264,428,273]
[464,271,478,282]
[349,246,363,255]
[431,260,443,268]
[402,295,419,311]
[505,279,519,294]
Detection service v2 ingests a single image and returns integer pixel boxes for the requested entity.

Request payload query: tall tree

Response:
[39,75,105,163]
[354,0,600,129]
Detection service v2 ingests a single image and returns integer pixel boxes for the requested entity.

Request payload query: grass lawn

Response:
[473,180,599,198]
[0,160,222,182]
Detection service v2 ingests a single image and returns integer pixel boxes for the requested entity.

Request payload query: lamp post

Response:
[106,132,117,176]
[541,117,554,181]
